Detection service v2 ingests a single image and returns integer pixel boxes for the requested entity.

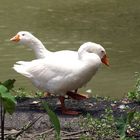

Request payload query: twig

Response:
[15,115,42,138]
[64,130,87,136]
[5,115,42,139]
[32,128,54,137]
[31,129,84,140]
[62,136,80,140]
[61,130,88,140]
[4,130,20,135]
[61,130,70,134]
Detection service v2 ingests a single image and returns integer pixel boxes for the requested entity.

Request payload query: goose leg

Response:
[58,96,80,115]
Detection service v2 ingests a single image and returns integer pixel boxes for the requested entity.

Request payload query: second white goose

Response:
[13,42,109,115]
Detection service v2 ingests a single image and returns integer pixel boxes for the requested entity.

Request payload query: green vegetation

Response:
[115,110,136,140]
[0,79,16,140]
[127,72,140,102]
[79,109,140,140]
[14,87,30,99]
[0,79,60,139]
[42,102,60,140]
[1,73,140,139]
[79,108,117,139]
[14,88,46,99]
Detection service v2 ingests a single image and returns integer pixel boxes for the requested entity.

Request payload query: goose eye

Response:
[22,34,25,36]
[101,50,104,53]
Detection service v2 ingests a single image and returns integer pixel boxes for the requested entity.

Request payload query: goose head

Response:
[78,42,109,66]
[10,31,40,46]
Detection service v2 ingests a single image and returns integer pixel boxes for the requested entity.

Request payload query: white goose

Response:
[13,42,109,115]
[10,31,78,60]
[10,31,86,99]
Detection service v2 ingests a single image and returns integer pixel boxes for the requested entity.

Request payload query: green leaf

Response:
[116,111,136,140]
[127,111,135,125]
[42,102,60,137]
[116,115,127,139]
[2,97,16,114]
[0,85,16,114]
[2,79,16,91]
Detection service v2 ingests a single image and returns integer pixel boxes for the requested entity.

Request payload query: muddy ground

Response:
[2,96,140,140]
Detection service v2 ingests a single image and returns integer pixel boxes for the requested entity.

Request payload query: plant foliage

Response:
[127,72,140,102]
[115,111,135,140]
[0,79,16,114]
[0,79,16,140]
[42,102,60,139]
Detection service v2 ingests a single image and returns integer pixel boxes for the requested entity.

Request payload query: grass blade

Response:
[42,102,60,138]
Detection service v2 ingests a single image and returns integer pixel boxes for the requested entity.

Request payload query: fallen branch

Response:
[62,136,81,140]
[5,115,42,139]
[64,130,87,136]
[4,129,20,135]
[32,128,54,137]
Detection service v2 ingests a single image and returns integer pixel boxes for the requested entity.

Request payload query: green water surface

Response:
[0,0,140,98]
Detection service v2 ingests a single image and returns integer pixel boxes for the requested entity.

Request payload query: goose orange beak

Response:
[101,54,109,66]
[10,34,20,42]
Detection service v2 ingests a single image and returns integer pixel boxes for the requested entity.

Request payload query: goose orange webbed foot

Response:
[66,91,88,100]
[61,108,80,115]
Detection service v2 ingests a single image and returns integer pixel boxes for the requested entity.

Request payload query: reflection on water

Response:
[0,0,140,98]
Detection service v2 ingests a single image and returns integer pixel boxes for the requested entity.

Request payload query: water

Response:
[0,0,140,98]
